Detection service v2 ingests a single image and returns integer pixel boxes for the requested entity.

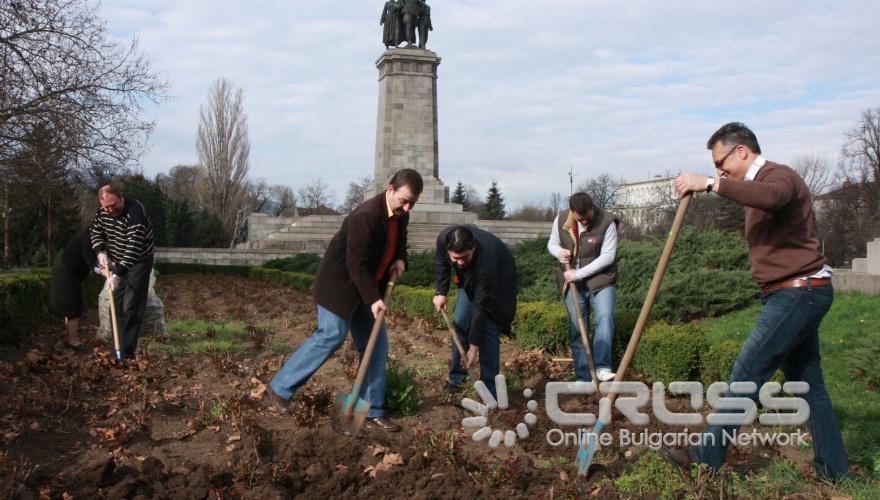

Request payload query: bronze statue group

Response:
[381,0,432,49]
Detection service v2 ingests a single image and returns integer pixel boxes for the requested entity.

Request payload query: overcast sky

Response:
[104,0,880,208]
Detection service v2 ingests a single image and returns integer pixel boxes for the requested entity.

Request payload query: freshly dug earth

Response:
[0,274,813,498]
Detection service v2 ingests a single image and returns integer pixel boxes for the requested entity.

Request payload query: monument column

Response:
[370,48,447,204]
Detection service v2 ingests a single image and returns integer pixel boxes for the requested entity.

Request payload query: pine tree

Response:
[482,181,506,220]
[451,181,469,210]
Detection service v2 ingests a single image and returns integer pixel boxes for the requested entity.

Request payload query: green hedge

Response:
[632,322,706,382]
[262,254,322,274]
[248,267,313,291]
[700,339,742,386]
[511,301,570,353]
[0,269,50,343]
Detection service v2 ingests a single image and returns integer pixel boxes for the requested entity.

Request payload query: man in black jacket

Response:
[433,225,517,397]
[268,169,423,432]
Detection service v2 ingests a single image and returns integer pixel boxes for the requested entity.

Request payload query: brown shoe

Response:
[365,416,401,432]
[658,445,692,471]
[267,388,290,415]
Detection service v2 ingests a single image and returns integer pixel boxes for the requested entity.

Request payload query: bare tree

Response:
[196,78,250,235]
[339,176,371,213]
[791,153,833,198]
[244,178,272,214]
[270,185,296,216]
[297,178,334,210]
[841,107,880,228]
[578,173,619,210]
[508,203,555,222]
[0,0,165,169]
[549,192,562,215]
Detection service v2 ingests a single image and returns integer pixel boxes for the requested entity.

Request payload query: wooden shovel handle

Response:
[351,270,399,390]
[605,193,692,405]
[440,309,468,358]
[104,263,122,359]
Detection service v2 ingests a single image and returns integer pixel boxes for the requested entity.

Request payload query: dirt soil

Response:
[0,274,817,499]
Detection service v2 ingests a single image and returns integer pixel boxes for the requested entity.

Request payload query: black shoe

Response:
[365,416,401,432]
[658,445,692,471]
[267,388,290,415]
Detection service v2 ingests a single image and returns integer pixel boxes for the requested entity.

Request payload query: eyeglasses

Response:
[713,145,739,169]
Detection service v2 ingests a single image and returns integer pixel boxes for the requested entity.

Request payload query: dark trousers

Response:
[448,288,501,397]
[112,256,153,358]
[689,286,848,479]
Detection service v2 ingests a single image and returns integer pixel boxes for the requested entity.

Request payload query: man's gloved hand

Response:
[106,273,121,291]
[97,252,109,269]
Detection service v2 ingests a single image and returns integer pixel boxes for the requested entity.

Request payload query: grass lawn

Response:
[697,291,880,496]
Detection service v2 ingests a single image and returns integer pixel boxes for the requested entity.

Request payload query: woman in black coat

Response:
[49,229,97,347]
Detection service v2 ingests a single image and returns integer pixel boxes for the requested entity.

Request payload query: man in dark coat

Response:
[49,229,97,347]
[433,225,517,397]
[268,169,423,432]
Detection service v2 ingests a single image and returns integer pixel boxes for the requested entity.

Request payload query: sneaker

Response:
[597,368,616,382]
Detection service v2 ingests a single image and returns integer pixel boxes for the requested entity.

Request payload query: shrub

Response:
[632,321,705,383]
[397,250,435,287]
[700,339,741,386]
[248,267,313,291]
[511,301,569,354]
[0,269,50,344]
[651,269,758,323]
[390,285,453,328]
[384,358,423,416]
[263,254,321,274]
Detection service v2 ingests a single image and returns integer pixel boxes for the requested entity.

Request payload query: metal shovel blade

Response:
[577,419,605,476]
[333,384,370,436]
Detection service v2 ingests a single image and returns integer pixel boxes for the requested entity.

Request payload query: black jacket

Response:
[314,192,409,320]
[435,225,517,346]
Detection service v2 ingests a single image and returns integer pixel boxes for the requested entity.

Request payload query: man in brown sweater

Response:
[268,169,423,433]
[661,122,847,479]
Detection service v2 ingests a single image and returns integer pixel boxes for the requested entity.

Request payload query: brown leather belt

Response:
[761,277,832,295]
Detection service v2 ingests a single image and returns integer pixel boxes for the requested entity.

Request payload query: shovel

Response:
[104,263,123,363]
[334,269,399,436]
[562,263,599,387]
[440,309,468,362]
[577,193,692,477]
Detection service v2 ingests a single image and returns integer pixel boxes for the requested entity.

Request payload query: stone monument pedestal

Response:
[369,48,454,212]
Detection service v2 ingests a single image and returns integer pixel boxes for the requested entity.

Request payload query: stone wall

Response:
[155,247,299,267]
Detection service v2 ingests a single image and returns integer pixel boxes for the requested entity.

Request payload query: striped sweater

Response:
[89,198,155,277]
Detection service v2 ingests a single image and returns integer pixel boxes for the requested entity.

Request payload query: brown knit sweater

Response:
[715,161,826,288]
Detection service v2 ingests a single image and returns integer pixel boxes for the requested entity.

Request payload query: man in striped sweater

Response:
[89,185,155,359]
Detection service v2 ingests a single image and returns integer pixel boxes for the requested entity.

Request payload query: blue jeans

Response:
[448,288,501,397]
[565,283,616,382]
[270,304,388,418]
[689,286,848,479]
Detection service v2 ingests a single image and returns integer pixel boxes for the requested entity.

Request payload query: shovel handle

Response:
[349,269,399,393]
[604,193,692,405]
[104,263,123,362]
[563,263,599,385]
[440,309,468,359]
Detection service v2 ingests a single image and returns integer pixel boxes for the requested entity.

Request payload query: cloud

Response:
[102,0,880,208]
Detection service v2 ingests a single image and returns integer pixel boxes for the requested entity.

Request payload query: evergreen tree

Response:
[451,181,470,210]
[482,181,506,220]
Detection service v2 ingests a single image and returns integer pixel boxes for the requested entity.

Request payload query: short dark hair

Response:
[445,226,475,253]
[389,168,424,195]
[98,184,124,199]
[568,192,595,215]
[706,122,761,154]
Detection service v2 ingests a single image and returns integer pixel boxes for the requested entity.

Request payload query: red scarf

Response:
[374,216,399,282]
